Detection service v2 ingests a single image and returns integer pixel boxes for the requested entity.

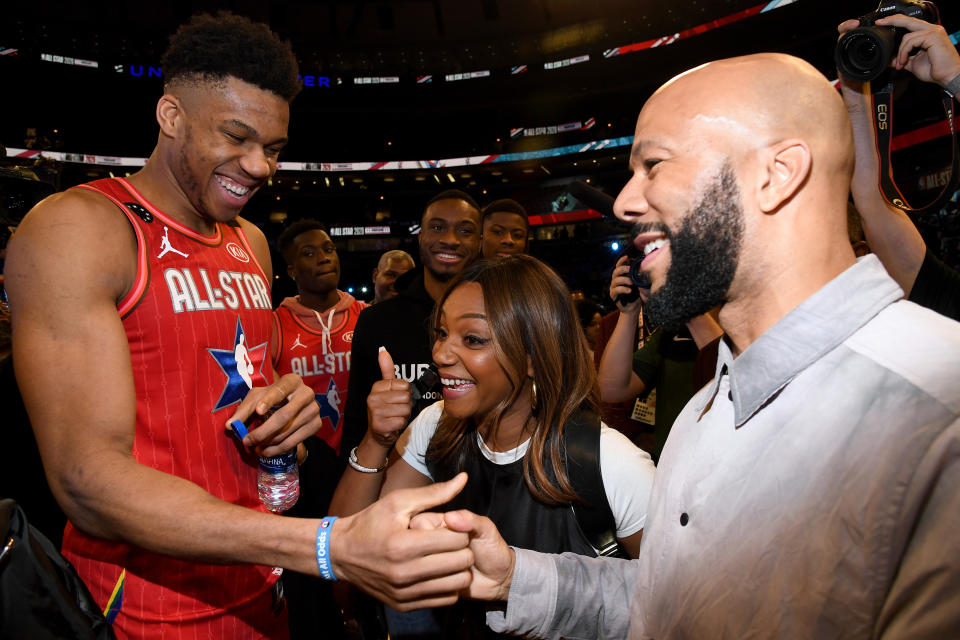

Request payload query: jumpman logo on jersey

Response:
[316,379,341,431]
[208,317,269,411]
[157,226,189,259]
[291,333,307,350]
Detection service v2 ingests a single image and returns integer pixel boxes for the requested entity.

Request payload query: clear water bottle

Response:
[230,418,300,513]
[257,450,299,513]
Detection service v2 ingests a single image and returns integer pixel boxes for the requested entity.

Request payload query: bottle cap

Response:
[229,419,249,441]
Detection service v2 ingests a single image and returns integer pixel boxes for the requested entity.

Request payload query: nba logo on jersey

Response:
[208,317,269,411]
[316,379,341,431]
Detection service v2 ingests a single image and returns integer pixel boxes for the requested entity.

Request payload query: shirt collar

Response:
[705,255,903,427]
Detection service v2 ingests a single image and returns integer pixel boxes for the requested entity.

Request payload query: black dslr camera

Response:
[834,0,957,215]
[835,0,939,82]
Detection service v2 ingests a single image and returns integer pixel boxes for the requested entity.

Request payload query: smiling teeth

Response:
[216,176,250,197]
[643,237,667,256]
[441,377,473,387]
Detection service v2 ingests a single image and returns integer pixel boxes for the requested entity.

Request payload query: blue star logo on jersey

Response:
[208,317,269,412]
[316,379,341,431]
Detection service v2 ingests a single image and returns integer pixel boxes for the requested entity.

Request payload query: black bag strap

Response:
[564,410,626,558]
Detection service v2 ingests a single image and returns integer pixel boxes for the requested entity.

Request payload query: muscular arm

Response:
[6,192,319,569]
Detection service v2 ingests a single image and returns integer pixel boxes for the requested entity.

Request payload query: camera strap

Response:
[872,82,959,213]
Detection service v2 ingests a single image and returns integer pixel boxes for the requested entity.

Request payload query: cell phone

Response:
[410,364,440,401]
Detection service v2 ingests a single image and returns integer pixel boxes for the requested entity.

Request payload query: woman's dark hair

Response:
[161,11,301,100]
[426,255,600,505]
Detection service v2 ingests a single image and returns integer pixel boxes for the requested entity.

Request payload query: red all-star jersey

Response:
[60,178,286,639]
[272,298,366,454]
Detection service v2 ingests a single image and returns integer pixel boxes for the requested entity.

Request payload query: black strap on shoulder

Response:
[564,409,625,558]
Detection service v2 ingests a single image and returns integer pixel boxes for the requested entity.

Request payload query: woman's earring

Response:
[531,379,538,412]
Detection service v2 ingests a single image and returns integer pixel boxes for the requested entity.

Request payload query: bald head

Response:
[645,53,854,188]
[615,53,859,349]
[372,249,415,303]
[377,249,414,272]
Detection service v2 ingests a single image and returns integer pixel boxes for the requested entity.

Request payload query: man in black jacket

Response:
[341,189,481,467]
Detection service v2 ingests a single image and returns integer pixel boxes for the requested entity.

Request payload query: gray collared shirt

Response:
[489,256,960,639]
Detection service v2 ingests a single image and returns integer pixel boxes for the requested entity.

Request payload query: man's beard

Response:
[639,161,745,331]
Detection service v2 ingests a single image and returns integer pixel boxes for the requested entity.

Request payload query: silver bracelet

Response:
[348,446,387,473]
[946,72,960,99]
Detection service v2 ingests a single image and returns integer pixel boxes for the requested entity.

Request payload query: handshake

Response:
[324,472,515,611]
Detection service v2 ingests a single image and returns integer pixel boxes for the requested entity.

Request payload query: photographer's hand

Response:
[875,14,960,89]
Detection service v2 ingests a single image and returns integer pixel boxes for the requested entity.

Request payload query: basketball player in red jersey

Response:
[5,11,473,639]
[274,219,366,457]
[272,218,366,638]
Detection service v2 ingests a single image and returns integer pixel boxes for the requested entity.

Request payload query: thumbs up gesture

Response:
[366,346,414,449]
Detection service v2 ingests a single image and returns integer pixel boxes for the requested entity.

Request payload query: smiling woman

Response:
[330,254,656,637]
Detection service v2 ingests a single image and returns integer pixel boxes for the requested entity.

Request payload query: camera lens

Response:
[836,26,899,82]
[850,38,880,69]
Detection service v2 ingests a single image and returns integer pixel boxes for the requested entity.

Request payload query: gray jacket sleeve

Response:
[486,548,639,639]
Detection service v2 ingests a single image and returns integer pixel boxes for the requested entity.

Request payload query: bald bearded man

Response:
[433,53,960,638]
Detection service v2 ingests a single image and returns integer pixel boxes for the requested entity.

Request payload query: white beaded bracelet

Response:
[348,446,388,473]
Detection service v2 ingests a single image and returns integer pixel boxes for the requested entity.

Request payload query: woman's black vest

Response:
[425,409,619,639]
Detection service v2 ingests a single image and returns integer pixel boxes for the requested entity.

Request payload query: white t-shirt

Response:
[396,401,656,537]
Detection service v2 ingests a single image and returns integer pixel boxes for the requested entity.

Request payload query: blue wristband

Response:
[316,517,338,581]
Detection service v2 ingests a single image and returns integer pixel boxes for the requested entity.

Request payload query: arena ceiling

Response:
[2,0,957,228]
[5,1,827,72]
[3,0,873,154]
